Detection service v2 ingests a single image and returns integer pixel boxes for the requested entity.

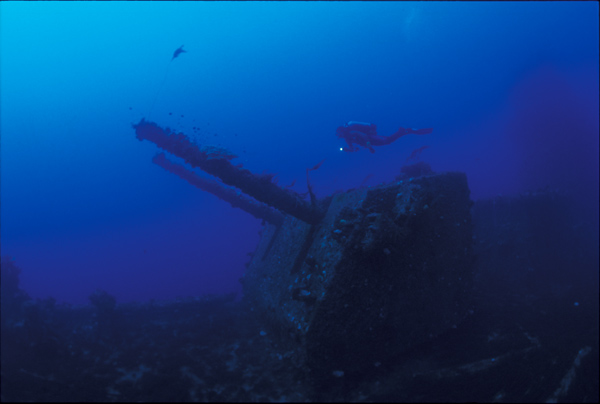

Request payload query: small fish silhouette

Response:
[406,145,430,162]
[172,45,186,60]
[308,158,326,171]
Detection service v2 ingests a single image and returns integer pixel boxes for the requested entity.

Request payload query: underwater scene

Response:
[1,1,598,402]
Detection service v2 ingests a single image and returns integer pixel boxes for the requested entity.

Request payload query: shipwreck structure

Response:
[133,119,324,225]
[242,172,474,379]
[6,117,597,400]
[4,186,596,401]
[134,119,475,379]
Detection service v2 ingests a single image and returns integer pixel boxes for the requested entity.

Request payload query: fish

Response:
[172,45,186,60]
[308,158,326,171]
[406,145,430,162]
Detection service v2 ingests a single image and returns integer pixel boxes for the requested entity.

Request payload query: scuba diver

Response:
[336,121,433,153]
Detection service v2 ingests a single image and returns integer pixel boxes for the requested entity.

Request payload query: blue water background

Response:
[1,2,598,304]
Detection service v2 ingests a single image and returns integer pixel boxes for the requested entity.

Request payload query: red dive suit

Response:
[336,121,433,153]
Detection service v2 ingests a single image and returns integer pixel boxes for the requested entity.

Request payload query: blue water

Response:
[1,1,598,304]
